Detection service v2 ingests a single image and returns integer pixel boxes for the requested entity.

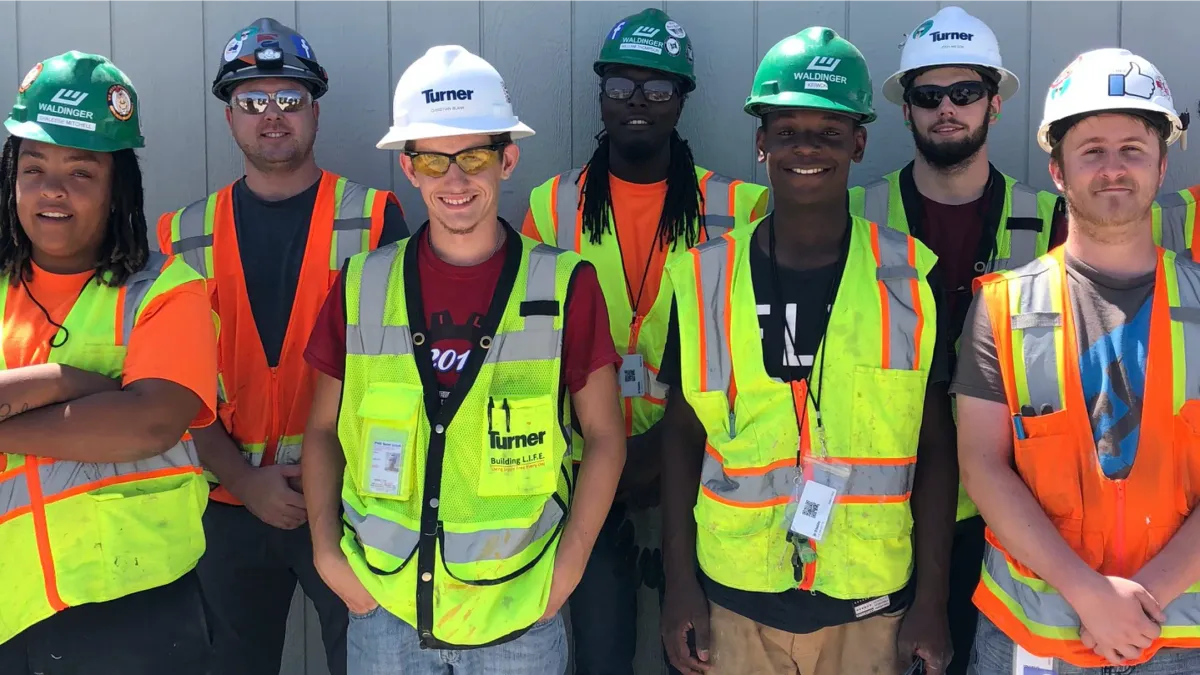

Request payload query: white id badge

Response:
[366,439,405,496]
[1012,646,1056,675]
[787,458,850,541]
[619,354,647,398]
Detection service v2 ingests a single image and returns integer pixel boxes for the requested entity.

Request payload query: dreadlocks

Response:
[579,129,705,250]
[0,136,150,288]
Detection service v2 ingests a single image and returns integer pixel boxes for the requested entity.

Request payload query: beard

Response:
[611,133,669,164]
[1063,173,1157,243]
[911,120,989,171]
[237,132,315,174]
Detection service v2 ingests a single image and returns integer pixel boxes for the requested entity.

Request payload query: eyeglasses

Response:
[231,89,312,114]
[404,143,507,178]
[904,81,990,110]
[602,76,677,103]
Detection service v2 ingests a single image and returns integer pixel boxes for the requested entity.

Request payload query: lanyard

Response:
[766,214,851,462]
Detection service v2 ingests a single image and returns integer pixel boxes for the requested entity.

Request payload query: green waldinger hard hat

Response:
[594,8,696,93]
[746,27,875,124]
[6,51,144,153]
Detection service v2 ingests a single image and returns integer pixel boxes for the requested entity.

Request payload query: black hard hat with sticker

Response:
[211,17,328,102]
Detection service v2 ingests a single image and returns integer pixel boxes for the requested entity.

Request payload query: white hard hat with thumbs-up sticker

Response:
[1037,47,1185,153]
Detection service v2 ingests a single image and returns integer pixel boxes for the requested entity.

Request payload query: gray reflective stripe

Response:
[523,245,559,332]
[863,180,891,228]
[347,245,402,357]
[0,470,31,519]
[484,328,563,365]
[983,542,1077,629]
[703,173,734,240]
[332,181,373,271]
[121,251,167,345]
[1013,261,1062,411]
[275,441,303,466]
[175,200,211,277]
[1172,258,1200,399]
[695,239,732,393]
[554,170,583,252]
[344,496,564,565]
[1160,191,1190,254]
[241,449,265,467]
[37,441,200,498]
[874,227,920,370]
[1002,185,1042,271]
[337,181,369,222]
[701,455,914,504]
[704,215,735,237]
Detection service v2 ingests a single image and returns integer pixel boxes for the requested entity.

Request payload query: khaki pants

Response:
[708,601,905,675]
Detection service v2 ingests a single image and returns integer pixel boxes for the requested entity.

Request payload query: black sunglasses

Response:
[904,81,990,110]
[601,76,677,103]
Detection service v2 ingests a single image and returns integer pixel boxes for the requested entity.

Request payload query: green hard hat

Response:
[745,27,875,124]
[594,8,695,93]
[5,51,144,153]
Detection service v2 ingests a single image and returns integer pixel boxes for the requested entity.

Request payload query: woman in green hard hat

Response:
[659,27,956,675]
[0,51,218,675]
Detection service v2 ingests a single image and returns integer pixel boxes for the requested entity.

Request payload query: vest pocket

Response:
[849,366,926,459]
[479,395,559,497]
[357,383,423,501]
[1012,410,1080,521]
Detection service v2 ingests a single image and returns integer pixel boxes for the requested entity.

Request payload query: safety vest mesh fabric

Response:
[160,171,392,490]
[337,235,579,646]
[527,165,768,454]
[1153,185,1200,261]
[849,168,1057,523]
[972,247,1200,667]
[0,252,208,645]
[667,216,936,599]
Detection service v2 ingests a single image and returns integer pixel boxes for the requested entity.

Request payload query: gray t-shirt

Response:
[951,253,1154,479]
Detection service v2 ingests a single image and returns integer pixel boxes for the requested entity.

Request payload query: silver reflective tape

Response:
[343,499,419,561]
[982,543,1077,629]
[1160,191,1189,255]
[484,329,562,365]
[176,202,210,277]
[863,180,891,228]
[350,246,402,356]
[1010,312,1062,330]
[696,239,732,394]
[704,214,735,238]
[442,497,564,564]
[0,470,31,519]
[173,234,212,254]
[122,251,167,345]
[701,455,913,504]
[1173,258,1200,400]
[333,217,370,233]
[333,231,363,272]
[346,324,413,357]
[523,245,560,333]
[338,181,369,222]
[703,173,732,220]
[555,170,583,252]
[1007,230,1039,270]
[275,442,303,466]
[1015,262,1062,412]
[875,227,919,370]
[38,441,200,498]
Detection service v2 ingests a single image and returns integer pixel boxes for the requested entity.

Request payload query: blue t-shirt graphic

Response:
[1078,297,1151,479]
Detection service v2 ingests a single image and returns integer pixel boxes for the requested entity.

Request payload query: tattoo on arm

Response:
[0,403,31,421]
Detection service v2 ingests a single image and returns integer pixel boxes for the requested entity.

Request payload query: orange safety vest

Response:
[158,171,398,504]
[973,247,1200,667]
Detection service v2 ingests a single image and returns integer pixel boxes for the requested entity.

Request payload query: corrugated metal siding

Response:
[2,2,1198,673]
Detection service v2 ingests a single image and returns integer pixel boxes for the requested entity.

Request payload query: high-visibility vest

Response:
[337,229,580,648]
[973,247,1200,667]
[666,215,937,599]
[850,166,1058,523]
[527,166,768,452]
[0,253,209,645]
[158,171,397,503]
[1152,184,1200,260]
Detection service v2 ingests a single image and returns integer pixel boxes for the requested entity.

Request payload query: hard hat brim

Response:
[376,117,536,150]
[882,64,1019,106]
[745,91,876,125]
[1037,105,1183,153]
[4,117,144,153]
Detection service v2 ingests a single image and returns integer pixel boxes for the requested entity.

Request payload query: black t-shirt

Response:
[658,220,950,634]
[232,177,408,366]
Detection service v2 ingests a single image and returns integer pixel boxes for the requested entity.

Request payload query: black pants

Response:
[947,515,987,675]
[0,571,212,675]
[196,501,348,675]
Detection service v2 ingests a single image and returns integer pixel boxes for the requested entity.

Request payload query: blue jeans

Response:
[969,613,1200,674]
[346,605,567,675]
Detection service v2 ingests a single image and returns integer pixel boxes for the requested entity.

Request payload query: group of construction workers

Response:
[1,4,1198,675]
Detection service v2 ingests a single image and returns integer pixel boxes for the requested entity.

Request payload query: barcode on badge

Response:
[801,500,820,518]
[624,370,636,382]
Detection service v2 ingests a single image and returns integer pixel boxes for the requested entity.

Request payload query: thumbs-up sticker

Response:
[1109,62,1156,100]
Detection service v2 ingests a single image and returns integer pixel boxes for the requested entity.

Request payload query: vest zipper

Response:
[1115,481,1128,577]
[266,367,279,465]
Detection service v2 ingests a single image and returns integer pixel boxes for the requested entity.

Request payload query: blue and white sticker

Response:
[665,20,686,39]
[223,34,244,62]
[607,20,627,41]
[292,34,314,59]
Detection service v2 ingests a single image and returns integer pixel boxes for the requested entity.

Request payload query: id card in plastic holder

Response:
[619,354,647,398]
[787,457,850,541]
[1013,646,1055,675]
[364,436,407,497]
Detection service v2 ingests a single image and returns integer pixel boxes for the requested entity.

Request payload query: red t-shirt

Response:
[305,231,620,398]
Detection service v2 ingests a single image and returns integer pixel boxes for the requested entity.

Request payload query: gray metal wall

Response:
[3,2,1197,673]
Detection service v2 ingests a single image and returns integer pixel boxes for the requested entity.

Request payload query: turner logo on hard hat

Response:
[884,6,1018,106]
[594,8,696,93]
[377,45,534,148]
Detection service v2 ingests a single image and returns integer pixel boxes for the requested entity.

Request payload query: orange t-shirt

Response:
[2,261,218,428]
[523,174,673,318]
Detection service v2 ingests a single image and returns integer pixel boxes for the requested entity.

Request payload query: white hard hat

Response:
[883,6,1018,106]
[1037,47,1183,153]
[377,45,534,150]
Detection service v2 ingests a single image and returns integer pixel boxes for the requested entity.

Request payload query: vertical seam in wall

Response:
[751,1,759,181]
[387,0,395,193]
[13,1,19,87]
[1024,1,1032,184]
[107,1,114,55]
[1116,1,1124,46]
[478,1,484,55]
[844,2,851,40]
[569,0,575,165]
[201,2,209,194]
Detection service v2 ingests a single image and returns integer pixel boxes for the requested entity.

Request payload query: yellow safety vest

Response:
[666,216,937,599]
[0,252,209,644]
[1152,185,1200,260]
[528,166,768,454]
[850,166,1058,522]
[337,229,580,648]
